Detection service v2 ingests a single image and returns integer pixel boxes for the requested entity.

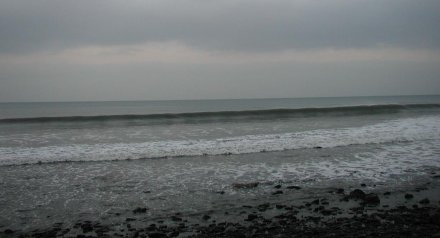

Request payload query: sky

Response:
[0,0,439,102]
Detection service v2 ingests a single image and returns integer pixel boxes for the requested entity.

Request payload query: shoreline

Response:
[4,181,440,238]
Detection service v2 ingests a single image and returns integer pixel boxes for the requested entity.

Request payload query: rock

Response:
[202,215,211,220]
[363,193,380,205]
[336,188,345,194]
[133,207,148,213]
[274,184,282,189]
[419,198,430,204]
[314,146,323,149]
[246,214,258,221]
[4,229,13,234]
[349,189,366,200]
[224,225,237,233]
[272,190,283,195]
[360,183,366,187]
[171,216,182,222]
[404,193,414,199]
[232,182,259,189]
[321,210,333,216]
[81,223,93,233]
[148,232,167,238]
[383,191,391,195]
[311,199,320,205]
[432,231,440,237]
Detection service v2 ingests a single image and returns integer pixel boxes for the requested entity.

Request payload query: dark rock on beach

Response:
[232,182,259,189]
[11,186,440,238]
[133,207,148,213]
[420,198,430,204]
[348,189,366,200]
[363,193,380,205]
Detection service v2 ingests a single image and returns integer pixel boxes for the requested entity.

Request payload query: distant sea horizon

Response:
[1,94,440,120]
[1,93,439,104]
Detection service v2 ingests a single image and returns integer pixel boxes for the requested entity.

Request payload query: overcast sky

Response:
[0,0,439,102]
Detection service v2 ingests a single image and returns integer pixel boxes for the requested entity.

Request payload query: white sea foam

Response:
[1,116,439,166]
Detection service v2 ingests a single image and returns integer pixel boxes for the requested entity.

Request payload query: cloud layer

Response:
[0,0,439,102]
[1,0,439,53]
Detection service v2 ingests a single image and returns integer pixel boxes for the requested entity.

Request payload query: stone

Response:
[349,189,366,200]
[286,186,301,190]
[246,214,258,221]
[363,193,380,205]
[419,198,430,204]
[232,182,259,189]
[148,232,167,238]
[404,193,414,199]
[133,207,148,213]
[81,223,93,233]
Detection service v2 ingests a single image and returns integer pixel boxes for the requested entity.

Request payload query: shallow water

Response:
[1,136,439,231]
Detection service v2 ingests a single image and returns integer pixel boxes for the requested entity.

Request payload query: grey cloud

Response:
[0,0,439,53]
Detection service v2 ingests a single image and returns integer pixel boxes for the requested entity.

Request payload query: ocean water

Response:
[1,95,440,231]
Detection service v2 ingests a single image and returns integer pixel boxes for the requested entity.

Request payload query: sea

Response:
[1,95,440,232]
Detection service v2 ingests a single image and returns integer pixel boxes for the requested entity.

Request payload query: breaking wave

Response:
[1,116,439,166]
[1,104,439,124]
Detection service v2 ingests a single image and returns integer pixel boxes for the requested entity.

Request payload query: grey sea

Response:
[1,95,440,232]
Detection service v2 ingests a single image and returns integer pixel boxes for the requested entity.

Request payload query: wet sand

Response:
[4,179,440,238]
